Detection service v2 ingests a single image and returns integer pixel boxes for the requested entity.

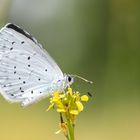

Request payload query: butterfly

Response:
[0,23,92,107]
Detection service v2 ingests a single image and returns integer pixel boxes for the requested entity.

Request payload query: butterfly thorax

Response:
[50,74,74,94]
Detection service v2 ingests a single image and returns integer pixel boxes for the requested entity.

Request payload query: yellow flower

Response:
[47,87,89,119]
[47,87,90,139]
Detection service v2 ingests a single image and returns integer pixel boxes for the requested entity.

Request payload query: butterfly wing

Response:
[0,23,64,106]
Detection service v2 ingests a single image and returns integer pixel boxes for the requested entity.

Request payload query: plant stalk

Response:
[66,118,75,140]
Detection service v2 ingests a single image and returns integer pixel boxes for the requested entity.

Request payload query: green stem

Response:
[66,118,75,140]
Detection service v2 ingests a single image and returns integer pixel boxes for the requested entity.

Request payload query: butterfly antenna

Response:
[71,74,93,84]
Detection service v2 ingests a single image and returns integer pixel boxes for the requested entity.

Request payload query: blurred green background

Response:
[0,0,140,140]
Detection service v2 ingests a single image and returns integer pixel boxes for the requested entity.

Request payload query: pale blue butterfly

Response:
[0,23,92,107]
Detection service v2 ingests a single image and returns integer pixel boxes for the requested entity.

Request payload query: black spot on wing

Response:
[10,47,13,50]
[12,41,15,44]
[6,23,37,44]
[21,41,24,44]
[27,56,30,60]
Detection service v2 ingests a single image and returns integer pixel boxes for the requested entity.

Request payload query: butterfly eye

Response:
[68,76,72,82]
[67,75,74,85]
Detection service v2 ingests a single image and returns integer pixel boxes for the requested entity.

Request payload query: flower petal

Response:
[46,103,54,111]
[69,110,79,115]
[68,87,73,95]
[53,91,59,98]
[76,101,84,112]
[59,94,65,98]
[55,101,65,109]
[55,129,62,134]
[57,108,66,113]
[81,95,89,102]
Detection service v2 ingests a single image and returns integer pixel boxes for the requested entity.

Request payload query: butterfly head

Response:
[64,74,74,87]
[64,73,93,87]
[65,74,93,85]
